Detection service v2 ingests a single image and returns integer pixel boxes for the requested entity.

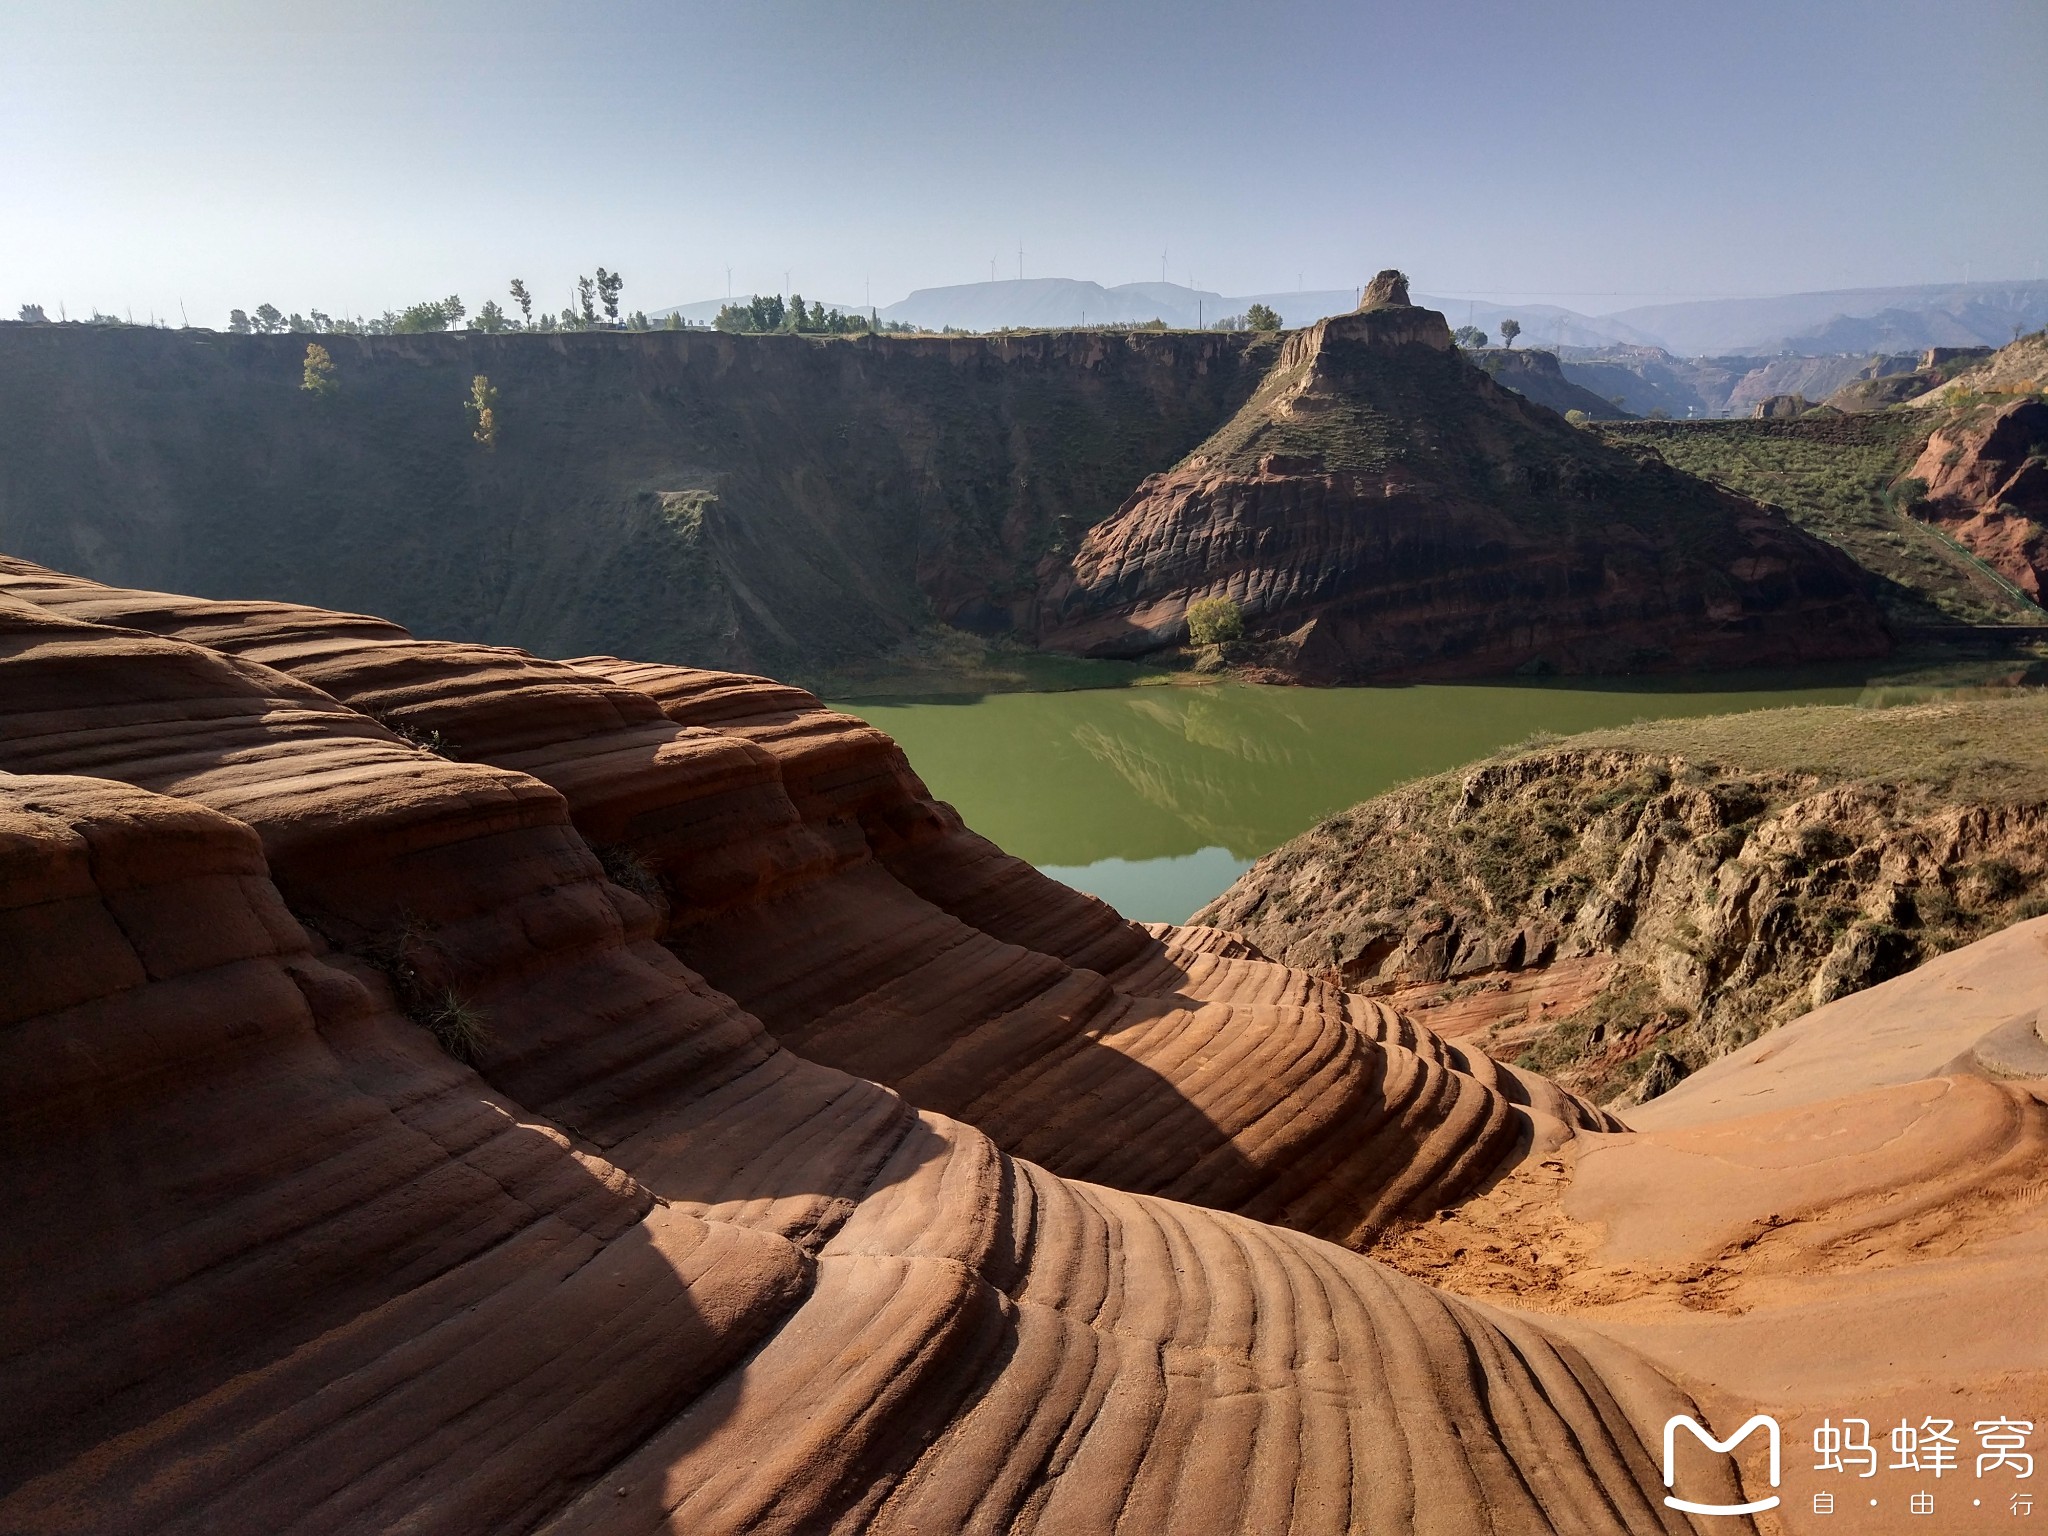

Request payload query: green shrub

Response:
[1887,475,1930,512]
[418,989,492,1064]
[1185,595,1246,647]
[301,342,337,397]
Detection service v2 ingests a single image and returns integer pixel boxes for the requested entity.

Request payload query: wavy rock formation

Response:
[1905,396,2048,600]
[0,556,1749,1532]
[1035,273,1892,681]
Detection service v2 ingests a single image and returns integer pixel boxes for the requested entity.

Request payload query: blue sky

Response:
[4,0,2043,325]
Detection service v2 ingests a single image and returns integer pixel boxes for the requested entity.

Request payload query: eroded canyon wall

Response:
[0,324,1277,675]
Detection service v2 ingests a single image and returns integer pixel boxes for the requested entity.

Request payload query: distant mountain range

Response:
[1604,281,2048,356]
[656,278,2048,360]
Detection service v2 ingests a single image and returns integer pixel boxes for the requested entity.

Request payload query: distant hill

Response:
[879,280,1661,344]
[1908,328,2048,404]
[655,279,2048,358]
[653,278,1654,344]
[1036,286,1886,681]
[1605,281,2048,357]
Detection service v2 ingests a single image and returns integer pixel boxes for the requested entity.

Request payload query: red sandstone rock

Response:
[0,558,1619,1255]
[0,565,1746,1532]
[1905,396,2048,598]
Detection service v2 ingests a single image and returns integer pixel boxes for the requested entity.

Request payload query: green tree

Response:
[254,303,284,333]
[786,292,807,331]
[228,309,253,333]
[596,268,623,326]
[508,278,532,327]
[18,304,47,323]
[1453,325,1489,348]
[1499,318,1521,348]
[664,312,684,331]
[301,342,338,397]
[1245,302,1282,332]
[465,374,500,449]
[440,294,465,327]
[473,299,511,333]
[1185,595,1246,647]
[714,295,788,333]
[393,300,454,333]
[576,275,597,327]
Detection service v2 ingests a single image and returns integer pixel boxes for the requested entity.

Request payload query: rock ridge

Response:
[0,553,1763,1532]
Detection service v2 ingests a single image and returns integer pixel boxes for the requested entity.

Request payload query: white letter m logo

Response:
[1661,1414,1782,1516]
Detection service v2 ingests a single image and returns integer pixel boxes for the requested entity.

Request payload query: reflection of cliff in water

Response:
[1068,691,1336,858]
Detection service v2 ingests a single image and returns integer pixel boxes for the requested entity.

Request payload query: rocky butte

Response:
[1036,271,1892,681]
[3,553,2045,1533]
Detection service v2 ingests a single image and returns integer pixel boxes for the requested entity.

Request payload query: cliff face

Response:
[1467,346,1635,419]
[0,325,1275,676]
[7,555,1754,1534]
[1035,298,1892,681]
[1905,396,2048,600]
[1197,699,2048,1105]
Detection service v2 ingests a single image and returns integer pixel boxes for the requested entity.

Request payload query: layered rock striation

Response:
[1,556,1749,1533]
[1036,274,1892,681]
[1904,395,2048,601]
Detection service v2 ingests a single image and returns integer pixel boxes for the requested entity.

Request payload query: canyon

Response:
[3,555,2045,1532]
[0,288,1901,688]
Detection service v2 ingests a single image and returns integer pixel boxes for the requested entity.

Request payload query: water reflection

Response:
[840,665,2041,922]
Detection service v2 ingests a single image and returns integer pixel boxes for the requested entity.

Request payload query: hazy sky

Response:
[5,0,2044,325]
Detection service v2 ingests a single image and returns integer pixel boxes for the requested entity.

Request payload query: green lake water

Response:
[835,669,1996,924]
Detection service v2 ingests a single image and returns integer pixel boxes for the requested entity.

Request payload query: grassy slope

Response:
[1553,691,2048,801]
[1598,415,2041,626]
